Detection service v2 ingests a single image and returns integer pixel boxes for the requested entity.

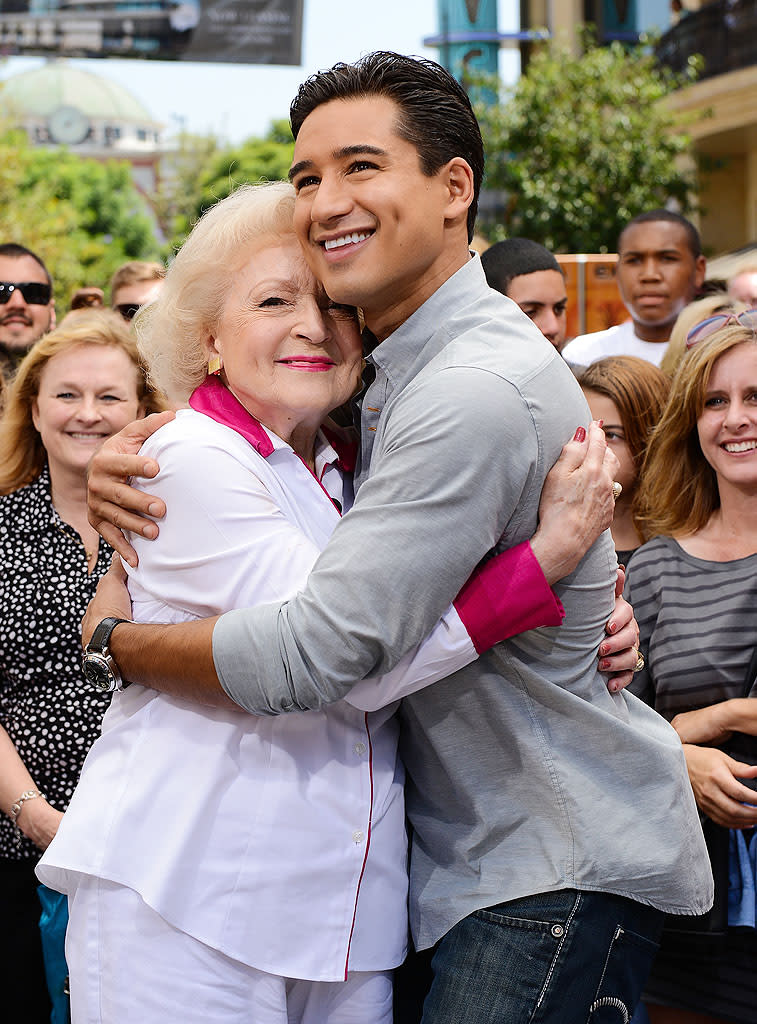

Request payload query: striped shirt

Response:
[625,535,757,718]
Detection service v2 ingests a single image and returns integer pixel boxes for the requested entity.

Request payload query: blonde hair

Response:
[660,293,742,377]
[110,260,165,301]
[136,182,297,405]
[0,309,165,494]
[637,324,757,539]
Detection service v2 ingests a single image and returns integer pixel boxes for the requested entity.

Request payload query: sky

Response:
[0,0,521,143]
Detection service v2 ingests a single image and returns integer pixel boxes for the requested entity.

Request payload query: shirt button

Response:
[352,830,365,844]
[354,742,367,756]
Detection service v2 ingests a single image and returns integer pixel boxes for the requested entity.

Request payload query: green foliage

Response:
[474,40,702,252]
[0,123,160,306]
[159,122,294,253]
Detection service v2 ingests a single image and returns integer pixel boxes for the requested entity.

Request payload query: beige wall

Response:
[666,65,757,254]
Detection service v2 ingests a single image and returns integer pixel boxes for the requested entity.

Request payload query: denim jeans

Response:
[419,889,663,1024]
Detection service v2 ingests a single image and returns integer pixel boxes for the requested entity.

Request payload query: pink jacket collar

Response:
[189,376,357,472]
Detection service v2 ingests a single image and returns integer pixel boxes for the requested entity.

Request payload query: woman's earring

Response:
[208,354,223,376]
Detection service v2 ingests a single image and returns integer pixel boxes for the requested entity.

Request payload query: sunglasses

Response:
[115,303,140,322]
[0,281,52,306]
[686,308,757,349]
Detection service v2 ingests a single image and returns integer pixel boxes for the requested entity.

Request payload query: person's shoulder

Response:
[562,324,627,364]
[625,536,679,584]
[0,476,46,554]
[0,474,44,517]
[138,408,252,461]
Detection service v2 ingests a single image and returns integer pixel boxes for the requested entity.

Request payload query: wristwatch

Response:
[82,617,131,693]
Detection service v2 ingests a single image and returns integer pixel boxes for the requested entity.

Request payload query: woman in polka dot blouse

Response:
[0,310,163,1022]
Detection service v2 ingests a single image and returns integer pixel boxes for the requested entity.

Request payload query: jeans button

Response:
[551,924,565,938]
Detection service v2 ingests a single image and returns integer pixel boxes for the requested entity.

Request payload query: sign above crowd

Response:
[0,0,303,64]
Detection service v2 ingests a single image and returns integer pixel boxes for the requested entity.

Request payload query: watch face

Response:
[82,653,116,693]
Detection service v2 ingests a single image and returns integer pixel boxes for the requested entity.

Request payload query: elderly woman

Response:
[0,311,162,1023]
[627,310,757,1024]
[39,183,633,1024]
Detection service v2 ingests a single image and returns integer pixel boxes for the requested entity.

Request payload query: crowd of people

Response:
[0,47,756,1024]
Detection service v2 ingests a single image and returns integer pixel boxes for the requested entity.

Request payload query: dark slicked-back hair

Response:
[481,238,563,295]
[0,243,52,286]
[290,51,484,242]
[619,209,702,260]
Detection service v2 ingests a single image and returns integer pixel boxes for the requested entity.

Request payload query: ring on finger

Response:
[634,650,645,673]
[611,481,622,501]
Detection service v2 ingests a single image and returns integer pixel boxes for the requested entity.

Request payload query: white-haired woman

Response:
[39,183,627,1024]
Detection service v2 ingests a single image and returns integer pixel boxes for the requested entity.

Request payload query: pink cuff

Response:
[453,541,565,655]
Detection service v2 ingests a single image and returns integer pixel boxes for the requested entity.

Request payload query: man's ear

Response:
[694,254,707,291]
[444,157,475,225]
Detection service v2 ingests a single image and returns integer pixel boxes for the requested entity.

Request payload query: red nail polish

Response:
[573,426,586,442]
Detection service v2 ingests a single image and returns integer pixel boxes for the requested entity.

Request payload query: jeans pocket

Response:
[471,896,579,1017]
[588,925,660,1024]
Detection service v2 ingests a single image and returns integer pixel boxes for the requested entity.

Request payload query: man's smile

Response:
[322,231,372,251]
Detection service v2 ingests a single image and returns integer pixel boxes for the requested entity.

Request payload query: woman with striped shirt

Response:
[627,311,757,1024]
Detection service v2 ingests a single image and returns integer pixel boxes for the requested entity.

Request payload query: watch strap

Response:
[88,616,129,655]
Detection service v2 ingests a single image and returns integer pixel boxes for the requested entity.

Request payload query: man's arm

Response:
[84,375,636,708]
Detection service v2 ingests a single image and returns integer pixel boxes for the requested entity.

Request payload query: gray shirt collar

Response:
[366,252,485,392]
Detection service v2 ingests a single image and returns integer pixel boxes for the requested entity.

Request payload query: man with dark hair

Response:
[82,52,710,1023]
[562,208,706,367]
[110,260,165,322]
[0,243,55,382]
[482,238,568,350]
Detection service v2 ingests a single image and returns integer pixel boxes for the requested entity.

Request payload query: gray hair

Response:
[136,181,296,405]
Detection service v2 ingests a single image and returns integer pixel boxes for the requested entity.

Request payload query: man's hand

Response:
[87,411,174,566]
[82,555,133,649]
[683,743,757,828]
[597,569,639,693]
[531,421,619,585]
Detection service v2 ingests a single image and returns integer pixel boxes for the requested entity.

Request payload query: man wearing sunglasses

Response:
[110,260,165,323]
[0,243,55,384]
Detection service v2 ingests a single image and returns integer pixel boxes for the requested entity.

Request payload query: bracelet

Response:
[10,789,44,843]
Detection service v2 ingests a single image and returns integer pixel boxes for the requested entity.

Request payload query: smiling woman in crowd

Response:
[627,311,757,1024]
[0,310,163,1022]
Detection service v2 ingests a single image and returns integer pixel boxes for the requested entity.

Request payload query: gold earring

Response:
[208,354,223,376]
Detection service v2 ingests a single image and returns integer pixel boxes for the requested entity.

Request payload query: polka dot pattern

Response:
[0,465,113,860]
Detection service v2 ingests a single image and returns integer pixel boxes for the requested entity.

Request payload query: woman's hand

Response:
[531,421,619,584]
[87,411,175,567]
[82,555,133,648]
[597,568,639,693]
[683,743,757,828]
[17,797,64,852]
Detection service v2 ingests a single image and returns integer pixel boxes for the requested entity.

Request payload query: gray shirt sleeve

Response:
[214,366,540,714]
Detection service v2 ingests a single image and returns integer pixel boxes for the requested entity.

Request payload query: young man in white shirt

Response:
[562,210,706,368]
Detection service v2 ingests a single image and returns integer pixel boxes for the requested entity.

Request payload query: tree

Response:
[474,39,703,252]
[0,124,161,306]
[159,121,294,253]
